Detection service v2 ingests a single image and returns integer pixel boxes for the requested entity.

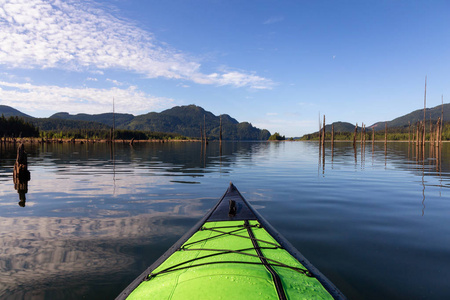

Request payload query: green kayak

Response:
[117,183,346,300]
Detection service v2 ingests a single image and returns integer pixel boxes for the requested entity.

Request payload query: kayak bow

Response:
[117,183,346,300]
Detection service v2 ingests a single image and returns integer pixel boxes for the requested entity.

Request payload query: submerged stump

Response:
[13,143,30,206]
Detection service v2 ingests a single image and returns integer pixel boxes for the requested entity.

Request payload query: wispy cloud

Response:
[192,71,273,89]
[106,78,124,86]
[0,0,272,89]
[0,81,173,115]
[263,16,284,25]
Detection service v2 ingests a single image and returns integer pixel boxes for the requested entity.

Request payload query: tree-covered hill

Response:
[0,104,270,140]
[34,118,110,131]
[370,103,450,130]
[125,105,268,140]
[50,112,135,128]
[0,105,33,118]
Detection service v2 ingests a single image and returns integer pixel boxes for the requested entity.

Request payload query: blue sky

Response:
[0,0,449,136]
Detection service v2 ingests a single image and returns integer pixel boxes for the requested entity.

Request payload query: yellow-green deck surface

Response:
[127,220,333,299]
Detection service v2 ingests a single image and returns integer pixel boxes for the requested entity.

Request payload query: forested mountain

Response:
[0,104,270,140]
[370,103,450,130]
[35,118,110,131]
[302,103,449,138]
[50,112,134,127]
[324,122,359,133]
[0,105,32,118]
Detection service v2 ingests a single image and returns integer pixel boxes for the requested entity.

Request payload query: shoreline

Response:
[0,137,448,144]
[0,137,201,144]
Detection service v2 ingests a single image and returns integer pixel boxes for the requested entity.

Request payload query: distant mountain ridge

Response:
[3,102,449,138]
[303,103,449,137]
[0,104,270,140]
[370,103,450,130]
[0,105,32,118]
[324,122,360,133]
[50,112,135,127]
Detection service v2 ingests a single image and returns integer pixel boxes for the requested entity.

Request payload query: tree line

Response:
[0,115,187,140]
[0,115,39,138]
[40,129,188,140]
[300,122,450,141]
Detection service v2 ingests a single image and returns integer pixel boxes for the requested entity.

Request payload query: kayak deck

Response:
[118,184,345,300]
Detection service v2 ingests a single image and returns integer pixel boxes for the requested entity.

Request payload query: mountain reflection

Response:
[1,141,449,299]
[27,141,269,173]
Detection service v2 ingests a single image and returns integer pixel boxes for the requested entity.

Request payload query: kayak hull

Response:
[117,183,346,300]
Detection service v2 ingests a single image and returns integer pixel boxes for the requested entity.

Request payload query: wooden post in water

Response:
[416,122,420,147]
[423,77,427,146]
[363,124,366,144]
[384,122,387,146]
[430,115,434,147]
[322,115,326,148]
[13,143,31,207]
[436,118,441,148]
[353,123,357,148]
[13,143,29,180]
[203,114,207,145]
[318,114,322,148]
[219,115,223,144]
[360,123,363,145]
[408,122,411,144]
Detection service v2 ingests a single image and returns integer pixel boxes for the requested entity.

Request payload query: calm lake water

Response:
[0,141,449,299]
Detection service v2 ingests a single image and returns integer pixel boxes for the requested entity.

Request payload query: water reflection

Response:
[0,141,449,299]
[319,141,449,179]
[318,141,449,216]
[14,179,28,207]
[0,201,207,298]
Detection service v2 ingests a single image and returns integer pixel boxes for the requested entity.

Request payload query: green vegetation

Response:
[268,132,285,141]
[50,112,134,127]
[300,122,450,141]
[0,115,39,137]
[0,105,270,140]
[39,129,187,140]
[48,105,271,140]
[371,103,450,130]
[33,118,110,131]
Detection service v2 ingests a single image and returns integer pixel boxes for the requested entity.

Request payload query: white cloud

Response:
[86,77,97,81]
[106,78,124,86]
[191,71,273,89]
[0,0,272,89]
[0,81,173,115]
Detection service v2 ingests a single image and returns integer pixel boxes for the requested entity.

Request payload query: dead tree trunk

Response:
[13,143,31,207]
[353,123,358,147]
[322,115,326,148]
